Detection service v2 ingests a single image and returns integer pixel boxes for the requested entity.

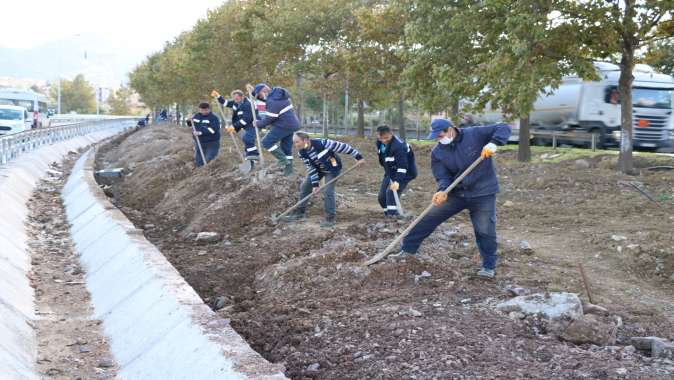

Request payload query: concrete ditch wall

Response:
[0,123,134,380]
[62,148,287,380]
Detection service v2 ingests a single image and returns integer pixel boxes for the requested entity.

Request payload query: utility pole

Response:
[57,79,61,114]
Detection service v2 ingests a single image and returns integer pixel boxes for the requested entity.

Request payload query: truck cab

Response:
[0,105,30,135]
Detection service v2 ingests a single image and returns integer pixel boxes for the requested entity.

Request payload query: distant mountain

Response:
[0,34,153,88]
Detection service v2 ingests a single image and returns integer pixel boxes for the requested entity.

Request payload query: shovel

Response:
[188,118,208,167]
[271,161,363,224]
[364,156,485,266]
[214,100,252,174]
[391,181,406,217]
[246,90,267,179]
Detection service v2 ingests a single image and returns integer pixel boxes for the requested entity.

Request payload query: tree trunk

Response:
[322,92,328,138]
[398,93,406,140]
[343,77,349,136]
[357,98,365,138]
[517,116,531,162]
[294,73,303,126]
[451,99,460,116]
[618,1,636,175]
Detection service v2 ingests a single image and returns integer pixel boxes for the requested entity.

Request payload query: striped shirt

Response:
[301,139,361,186]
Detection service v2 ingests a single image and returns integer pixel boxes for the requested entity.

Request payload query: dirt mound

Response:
[97,124,302,237]
[96,123,674,379]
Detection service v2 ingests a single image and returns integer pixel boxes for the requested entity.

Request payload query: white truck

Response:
[466,62,674,151]
[0,105,31,135]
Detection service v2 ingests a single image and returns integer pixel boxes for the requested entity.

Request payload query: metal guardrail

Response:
[303,124,428,140]
[531,130,600,151]
[0,117,137,166]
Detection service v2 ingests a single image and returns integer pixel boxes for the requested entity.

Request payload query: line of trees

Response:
[47,75,137,116]
[129,0,673,173]
[49,74,96,114]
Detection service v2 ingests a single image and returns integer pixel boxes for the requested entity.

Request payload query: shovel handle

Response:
[247,93,265,168]
[214,100,246,163]
[364,156,485,266]
[274,162,362,221]
[189,118,208,166]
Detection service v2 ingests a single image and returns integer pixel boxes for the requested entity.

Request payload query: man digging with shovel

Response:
[186,102,221,167]
[375,125,417,218]
[283,132,364,228]
[212,89,258,169]
[390,119,511,279]
[248,83,300,176]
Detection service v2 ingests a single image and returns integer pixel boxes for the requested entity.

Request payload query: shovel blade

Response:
[238,160,252,174]
[393,190,406,216]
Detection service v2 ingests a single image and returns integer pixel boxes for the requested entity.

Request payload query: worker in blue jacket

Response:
[392,119,511,279]
[186,102,221,167]
[284,131,364,227]
[375,125,417,217]
[211,89,259,162]
[248,83,300,176]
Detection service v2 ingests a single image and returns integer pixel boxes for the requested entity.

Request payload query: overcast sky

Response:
[0,0,224,51]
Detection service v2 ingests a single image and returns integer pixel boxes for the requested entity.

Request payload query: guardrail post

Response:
[552,133,557,150]
[591,134,596,152]
[0,139,6,165]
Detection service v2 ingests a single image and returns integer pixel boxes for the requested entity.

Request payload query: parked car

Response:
[0,105,30,135]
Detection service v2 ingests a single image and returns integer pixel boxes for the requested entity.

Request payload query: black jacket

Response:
[376,135,417,182]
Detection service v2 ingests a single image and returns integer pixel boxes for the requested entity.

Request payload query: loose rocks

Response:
[560,314,619,345]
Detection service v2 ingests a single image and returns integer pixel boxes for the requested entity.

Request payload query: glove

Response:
[481,142,497,159]
[225,126,235,134]
[312,186,321,195]
[432,191,447,206]
[211,90,220,98]
[389,181,399,192]
[192,130,202,136]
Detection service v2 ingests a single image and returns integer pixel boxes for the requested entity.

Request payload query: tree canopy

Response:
[128,0,674,172]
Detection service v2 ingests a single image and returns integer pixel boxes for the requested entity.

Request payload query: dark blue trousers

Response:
[401,194,498,270]
[262,126,294,162]
[241,126,259,158]
[195,139,220,167]
[378,175,409,216]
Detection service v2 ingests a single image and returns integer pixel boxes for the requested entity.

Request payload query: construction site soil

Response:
[94,123,674,379]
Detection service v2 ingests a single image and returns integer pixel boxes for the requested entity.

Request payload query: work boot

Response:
[389,250,416,260]
[320,214,336,228]
[283,162,293,177]
[477,268,495,279]
[282,210,305,222]
[270,149,288,169]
